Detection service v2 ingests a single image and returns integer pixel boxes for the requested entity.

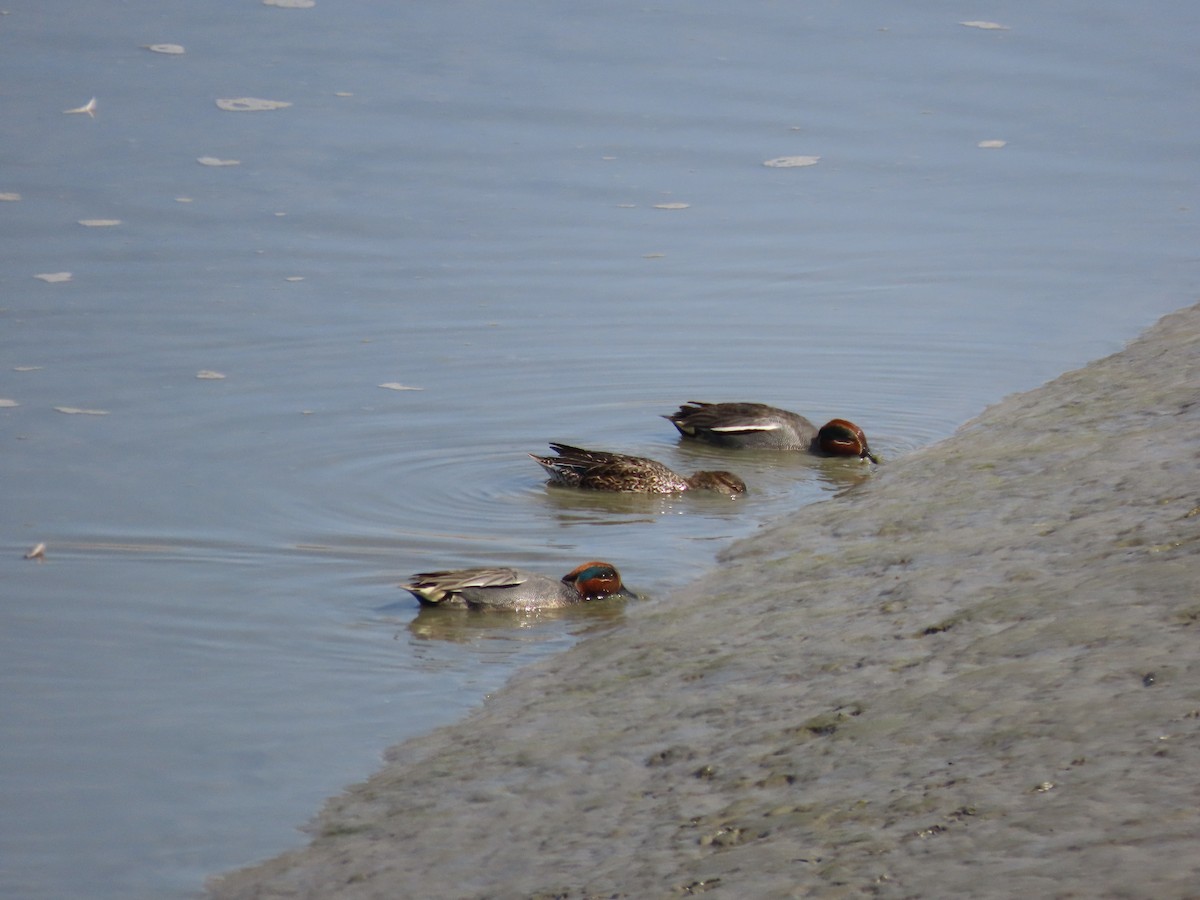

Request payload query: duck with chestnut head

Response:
[401,561,634,611]
[665,401,878,463]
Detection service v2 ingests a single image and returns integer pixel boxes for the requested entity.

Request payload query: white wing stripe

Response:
[710,422,781,433]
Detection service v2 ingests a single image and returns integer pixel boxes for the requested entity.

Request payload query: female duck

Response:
[665,401,878,463]
[531,443,746,496]
[402,561,634,611]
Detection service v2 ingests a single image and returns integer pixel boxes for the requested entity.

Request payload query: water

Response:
[2,1,1197,897]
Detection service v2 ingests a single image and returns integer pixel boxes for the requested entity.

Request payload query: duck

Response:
[530,443,746,496]
[665,401,878,462]
[401,561,634,611]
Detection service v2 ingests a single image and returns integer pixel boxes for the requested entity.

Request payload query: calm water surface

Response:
[2,1,1197,897]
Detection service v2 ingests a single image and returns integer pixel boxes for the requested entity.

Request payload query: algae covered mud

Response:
[211,304,1200,898]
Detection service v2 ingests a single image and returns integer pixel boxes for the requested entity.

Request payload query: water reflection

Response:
[535,479,742,521]
[403,598,631,645]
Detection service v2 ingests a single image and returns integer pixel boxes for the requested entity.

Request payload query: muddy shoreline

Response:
[210,303,1200,899]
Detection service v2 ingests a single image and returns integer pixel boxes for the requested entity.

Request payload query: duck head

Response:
[563,561,627,600]
[816,419,879,463]
[687,470,748,496]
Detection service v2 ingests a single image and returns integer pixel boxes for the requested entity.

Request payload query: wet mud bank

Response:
[211,303,1200,899]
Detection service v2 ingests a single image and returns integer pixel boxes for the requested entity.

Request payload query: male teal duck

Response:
[530,443,746,496]
[665,401,879,463]
[401,561,634,611]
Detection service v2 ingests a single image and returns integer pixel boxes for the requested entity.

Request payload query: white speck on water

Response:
[763,155,820,168]
[63,97,96,117]
[215,98,292,112]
